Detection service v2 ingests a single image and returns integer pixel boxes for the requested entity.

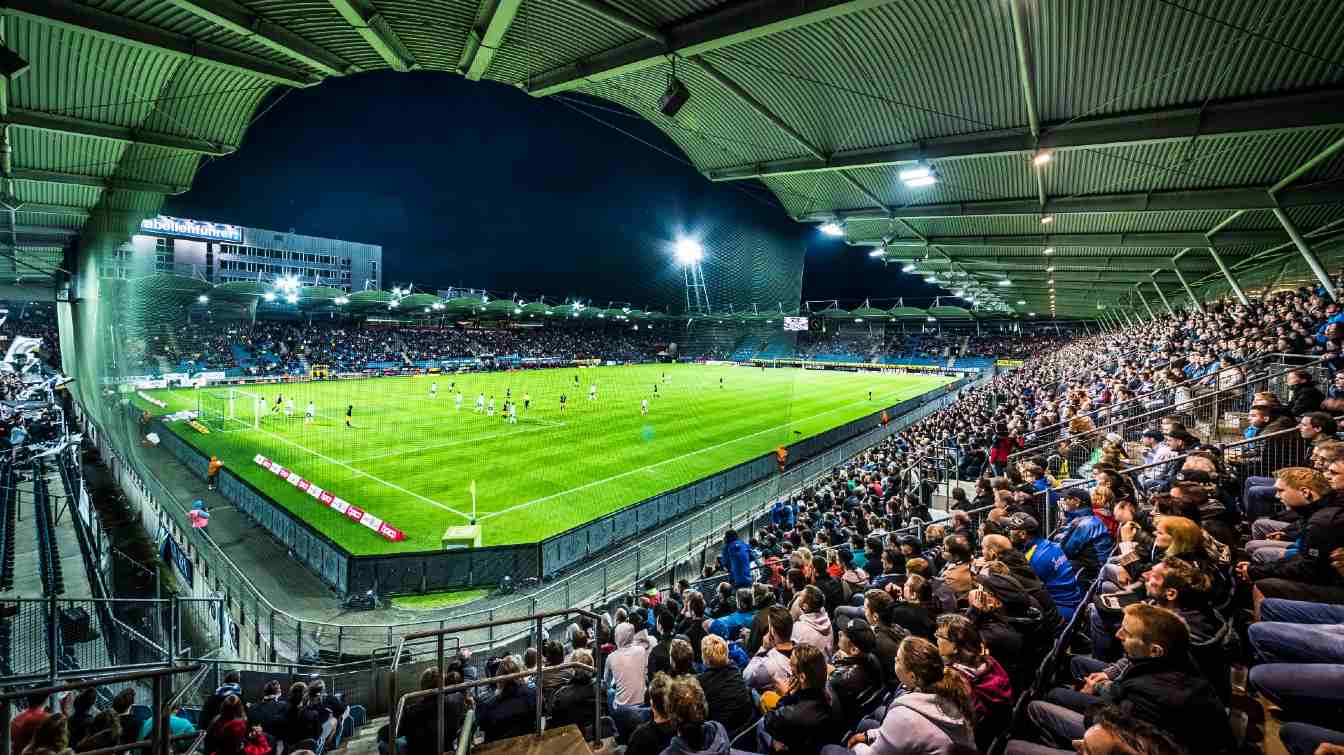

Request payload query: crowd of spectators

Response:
[477,278,1344,754]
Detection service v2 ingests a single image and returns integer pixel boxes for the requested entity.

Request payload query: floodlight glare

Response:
[1017,300,1026,305]
[284,293,298,304]
[389,299,399,308]
[924,276,936,283]
[1040,215,1055,225]
[868,249,885,258]
[334,296,349,305]
[197,295,209,304]
[1043,247,1055,255]
[263,292,277,302]
[1033,151,1052,166]
[997,279,1011,286]
[673,238,704,265]
[819,222,845,237]
[277,275,300,291]
[898,166,932,181]
[904,175,938,187]
[901,264,916,273]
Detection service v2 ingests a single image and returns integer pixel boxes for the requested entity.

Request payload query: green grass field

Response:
[137,364,950,553]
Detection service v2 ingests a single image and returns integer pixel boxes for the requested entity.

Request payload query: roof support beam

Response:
[327,0,418,72]
[7,202,89,218]
[3,107,235,156]
[707,88,1344,181]
[851,230,1286,248]
[1170,260,1205,314]
[11,168,188,195]
[166,0,356,76]
[458,0,525,81]
[1147,275,1176,317]
[1273,206,1337,299]
[525,0,896,96]
[800,182,1344,222]
[1134,284,1157,320]
[3,0,319,88]
[1007,0,1046,210]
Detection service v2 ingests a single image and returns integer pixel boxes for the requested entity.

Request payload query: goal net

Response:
[197,388,263,430]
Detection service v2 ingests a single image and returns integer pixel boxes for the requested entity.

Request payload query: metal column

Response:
[1171,266,1205,313]
[1272,206,1338,299]
[1134,284,1157,320]
[1148,278,1176,317]
[1206,243,1251,306]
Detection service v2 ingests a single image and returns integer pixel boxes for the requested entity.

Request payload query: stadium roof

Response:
[7,0,1344,317]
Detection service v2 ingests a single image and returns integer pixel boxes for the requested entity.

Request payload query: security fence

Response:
[73,369,992,668]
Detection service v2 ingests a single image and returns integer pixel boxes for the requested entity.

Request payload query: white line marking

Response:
[479,388,924,521]
[251,424,473,520]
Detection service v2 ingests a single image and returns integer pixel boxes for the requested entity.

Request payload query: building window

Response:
[155,237,174,273]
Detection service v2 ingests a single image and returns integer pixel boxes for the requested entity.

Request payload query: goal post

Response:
[196,387,263,430]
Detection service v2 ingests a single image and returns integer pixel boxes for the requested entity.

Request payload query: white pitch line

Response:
[479,388,917,522]
[252,424,473,520]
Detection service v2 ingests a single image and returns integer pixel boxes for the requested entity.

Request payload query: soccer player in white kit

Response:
[641,398,649,415]
[454,392,463,411]
[487,396,496,416]
[589,383,597,401]
[304,401,315,425]
[283,397,295,417]
[430,381,438,398]
[475,393,485,413]
[508,402,518,424]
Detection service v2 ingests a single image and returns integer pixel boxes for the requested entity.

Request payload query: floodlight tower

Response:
[675,238,710,315]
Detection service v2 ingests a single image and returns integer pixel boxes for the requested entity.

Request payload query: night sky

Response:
[164,70,944,308]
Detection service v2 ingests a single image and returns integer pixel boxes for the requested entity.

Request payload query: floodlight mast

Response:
[675,238,710,315]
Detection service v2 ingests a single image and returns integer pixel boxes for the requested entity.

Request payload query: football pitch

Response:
[138,364,952,553]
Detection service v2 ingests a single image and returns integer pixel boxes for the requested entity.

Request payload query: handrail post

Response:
[435,634,445,755]
[533,616,545,739]
[153,669,168,755]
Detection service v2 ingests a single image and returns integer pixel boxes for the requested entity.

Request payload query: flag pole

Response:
[470,480,477,525]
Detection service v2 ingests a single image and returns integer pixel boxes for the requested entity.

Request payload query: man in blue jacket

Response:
[719,529,754,588]
[770,499,796,531]
[1006,512,1086,619]
[1052,488,1116,584]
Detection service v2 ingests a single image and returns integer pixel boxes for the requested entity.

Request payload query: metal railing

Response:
[389,608,604,755]
[75,370,993,668]
[0,663,202,755]
[1010,355,1324,465]
[1010,352,1319,462]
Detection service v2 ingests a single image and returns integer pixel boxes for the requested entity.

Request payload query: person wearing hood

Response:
[705,588,754,645]
[759,644,845,754]
[790,585,833,658]
[743,606,795,694]
[605,621,652,735]
[828,619,885,731]
[720,530,754,588]
[936,615,1012,752]
[662,677,746,755]
[827,637,975,755]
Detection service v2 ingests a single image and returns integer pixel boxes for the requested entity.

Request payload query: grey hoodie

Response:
[854,691,974,755]
[791,610,834,658]
[662,721,733,755]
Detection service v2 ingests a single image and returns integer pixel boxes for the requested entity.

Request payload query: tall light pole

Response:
[675,238,710,315]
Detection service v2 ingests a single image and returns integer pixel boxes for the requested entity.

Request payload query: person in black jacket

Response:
[246,681,289,744]
[827,619,884,730]
[1240,467,1344,614]
[473,657,536,743]
[547,650,602,739]
[199,672,243,733]
[647,609,676,680]
[694,635,755,737]
[759,644,845,753]
[396,668,464,755]
[1017,603,1233,755]
[1288,369,1326,417]
[861,589,908,689]
[890,573,938,640]
[625,673,676,755]
[811,556,845,617]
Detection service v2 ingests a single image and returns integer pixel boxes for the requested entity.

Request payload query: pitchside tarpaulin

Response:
[252,454,407,542]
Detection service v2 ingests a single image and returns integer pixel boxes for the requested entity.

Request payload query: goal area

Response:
[196,388,263,431]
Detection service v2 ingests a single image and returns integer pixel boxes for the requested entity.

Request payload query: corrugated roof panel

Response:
[603,0,733,28]
[1042,128,1344,196]
[1036,0,1344,122]
[242,0,390,71]
[15,211,86,230]
[138,64,274,146]
[579,62,810,166]
[377,0,476,72]
[490,0,644,85]
[11,129,127,177]
[113,146,202,188]
[6,17,179,128]
[85,0,328,75]
[13,181,103,208]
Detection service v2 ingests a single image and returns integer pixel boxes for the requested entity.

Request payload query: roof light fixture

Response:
[819,221,845,237]
[899,164,938,188]
[1043,247,1055,255]
[901,264,916,273]
[1040,215,1054,225]
[869,248,885,258]
[997,278,1011,286]
[1033,150,1052,166]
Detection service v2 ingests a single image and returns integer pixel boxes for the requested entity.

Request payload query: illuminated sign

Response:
[783,316,810,331]
[140,215,243,242]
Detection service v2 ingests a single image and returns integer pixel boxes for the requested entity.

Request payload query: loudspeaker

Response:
[658,77,690,117]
